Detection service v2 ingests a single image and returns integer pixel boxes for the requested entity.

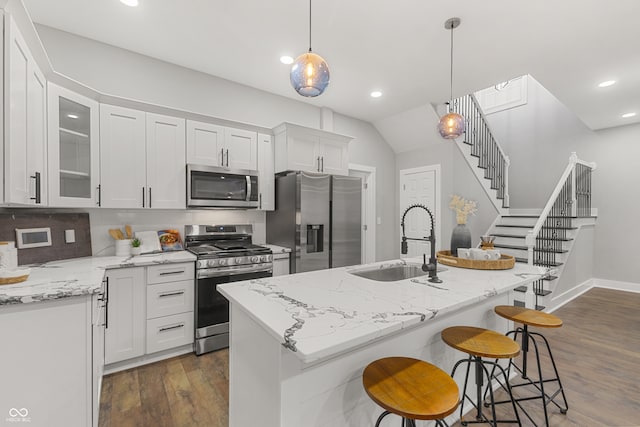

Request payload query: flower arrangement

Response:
[449,195,477,225]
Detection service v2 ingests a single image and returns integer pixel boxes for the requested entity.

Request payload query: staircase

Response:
[450,95,597,310]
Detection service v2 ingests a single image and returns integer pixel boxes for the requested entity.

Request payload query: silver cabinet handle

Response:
[148,187,152,208]
[158,291,185,298]
[321,157,324,172]
[159,323,185,333]
[96,184,101,206]
[317,156,321,172]
[159,270,186,276]
[142,187,145,208]
[226,149,229,167]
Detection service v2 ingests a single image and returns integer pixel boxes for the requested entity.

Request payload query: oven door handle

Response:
[197,264,272,279]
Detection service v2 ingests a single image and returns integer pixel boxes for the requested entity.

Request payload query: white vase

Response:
[131,247,142,256]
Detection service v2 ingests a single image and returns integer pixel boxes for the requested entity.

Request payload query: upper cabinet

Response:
[100,105,186,209]
[48,83,100,207]
[3,15,47,205]
[186,120,257,171]
[257,133,274,211]
[273,123,352,176]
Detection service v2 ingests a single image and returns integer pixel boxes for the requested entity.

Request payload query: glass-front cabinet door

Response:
[48,83,100,207]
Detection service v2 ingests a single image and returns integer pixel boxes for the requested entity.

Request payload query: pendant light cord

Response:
[308,0,312,53]
[449,23,454,103]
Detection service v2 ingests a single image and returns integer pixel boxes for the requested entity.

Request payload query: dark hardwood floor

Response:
[99,288,640,426]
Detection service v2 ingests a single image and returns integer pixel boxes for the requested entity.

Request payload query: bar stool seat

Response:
[493,305,569,427]
[442,326,522,426]
[363,357,459,427]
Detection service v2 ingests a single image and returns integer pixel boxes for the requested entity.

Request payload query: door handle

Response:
[159,323,185,333]
[159,270,186,276]
[30,172,41,204]
[321,157,324,172]
[96,184,101,206]
[226,149,229,167]
[317,156,321,172]
[159,291,185,298]
[142,187,145,208]
[148,187,152,208]
[246,176,252,202]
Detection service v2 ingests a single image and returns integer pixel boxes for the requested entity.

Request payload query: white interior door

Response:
[399,165,440,259]
[349,164,376,264]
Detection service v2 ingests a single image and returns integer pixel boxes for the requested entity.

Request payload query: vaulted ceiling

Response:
[24,0,640,137]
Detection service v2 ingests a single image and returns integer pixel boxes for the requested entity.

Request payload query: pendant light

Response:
[290,0,330,97]
[438,17,465,139]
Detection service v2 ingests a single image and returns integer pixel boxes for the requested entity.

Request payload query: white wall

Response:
[395,140,498,257]
[35,25,397,261]
[480,75,600,209]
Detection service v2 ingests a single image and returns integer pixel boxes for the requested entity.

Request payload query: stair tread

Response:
[496,224,577,230]
[493,244,567,253]
[534,289,553,296]
[490,233,573,241]
[514,285,528,293]
[515,257,563,267]
[535,305,546,311]
[542,275,559,281]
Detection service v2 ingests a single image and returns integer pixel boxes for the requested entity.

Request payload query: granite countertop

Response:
[0,251,196,307]
[219,258,545,363]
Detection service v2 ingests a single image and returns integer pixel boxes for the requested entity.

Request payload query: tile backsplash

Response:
[0,210,92,265]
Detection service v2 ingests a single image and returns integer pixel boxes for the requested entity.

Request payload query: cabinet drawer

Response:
[146,312,194,354]
[147,280,194,319]
[147,262,194,284]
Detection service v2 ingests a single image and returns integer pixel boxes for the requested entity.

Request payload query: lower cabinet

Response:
[104,267,146,364]
[105,262,195,370]
[273,252,290,276]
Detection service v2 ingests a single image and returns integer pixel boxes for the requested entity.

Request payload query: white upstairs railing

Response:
[525,152,597,265]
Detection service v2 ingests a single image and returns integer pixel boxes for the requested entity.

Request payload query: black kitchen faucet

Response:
[400,204,442,283]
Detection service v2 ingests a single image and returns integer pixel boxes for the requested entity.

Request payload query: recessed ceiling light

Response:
[622,112,636,118]
[370,91,382,98]
[598,80,616,88]
[120,0,138,7]
[280,56,294,65]
[67,114,79,119]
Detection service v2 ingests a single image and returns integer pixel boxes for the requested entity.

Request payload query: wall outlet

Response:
[65,229,76,244]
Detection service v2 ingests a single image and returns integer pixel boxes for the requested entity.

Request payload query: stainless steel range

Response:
[185,224,272,355]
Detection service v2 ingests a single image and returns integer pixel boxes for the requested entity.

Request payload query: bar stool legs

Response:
[373,411,451,427]
[452,355,521,426]
[499,326,569,425]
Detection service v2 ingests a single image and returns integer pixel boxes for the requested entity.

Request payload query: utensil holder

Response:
[115,239,132,257]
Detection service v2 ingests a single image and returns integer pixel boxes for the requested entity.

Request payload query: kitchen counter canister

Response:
[0,251,196,306]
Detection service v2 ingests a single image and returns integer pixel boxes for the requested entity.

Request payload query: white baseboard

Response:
[546,279,595,313]
[593,278,640,293]
[104,344,194,375]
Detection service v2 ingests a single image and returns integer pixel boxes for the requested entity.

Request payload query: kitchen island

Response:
[219,258,544,427]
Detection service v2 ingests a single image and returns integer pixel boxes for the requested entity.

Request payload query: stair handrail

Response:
[452,94,511,208]
[525,152,596,264]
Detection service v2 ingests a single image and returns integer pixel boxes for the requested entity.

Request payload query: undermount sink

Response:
[350,264,446,282]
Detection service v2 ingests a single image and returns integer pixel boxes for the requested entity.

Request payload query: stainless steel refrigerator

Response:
[266,171,362,273]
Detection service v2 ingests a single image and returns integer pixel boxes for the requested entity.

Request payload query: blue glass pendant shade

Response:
[438,112,465,139]
[290,51,330,97]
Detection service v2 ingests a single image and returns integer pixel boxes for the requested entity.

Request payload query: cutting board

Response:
[135,231,162,254]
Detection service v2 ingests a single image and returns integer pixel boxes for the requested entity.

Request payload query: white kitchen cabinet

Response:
[100,104,146,208]
[48,83,101,207]
[225,127,258,170]
[186,120,225,166]
[273,122,351,175]
[186,120,257,170]
[257,133,275,210]
[146,113,186,208]
[104,267,146,364]
[92,290,106,427]
[0,296,97,426]
[4,15,47,205]
[100,105,186,209]
[272,253,290,276]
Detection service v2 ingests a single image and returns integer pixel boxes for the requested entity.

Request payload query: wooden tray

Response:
[437,250,515,270]
[0,274,29,285]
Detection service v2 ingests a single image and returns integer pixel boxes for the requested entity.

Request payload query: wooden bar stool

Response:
[492,305,569,427]
[441,326,521,426]
[362,357,459,427]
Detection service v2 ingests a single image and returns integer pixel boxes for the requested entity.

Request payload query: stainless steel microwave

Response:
[187,164,259,208]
